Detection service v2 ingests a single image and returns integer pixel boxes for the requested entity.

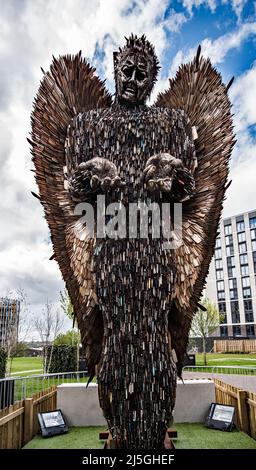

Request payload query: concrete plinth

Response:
[57,383,106,426]
[173,379,215,423]
[57,379,215,426]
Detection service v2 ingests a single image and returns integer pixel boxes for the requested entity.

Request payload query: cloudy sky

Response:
[0,0,256,334]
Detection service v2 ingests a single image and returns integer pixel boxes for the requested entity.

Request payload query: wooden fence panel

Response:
[214,379,255,438]
[0,387,57,449]
[247,392,256,439]
[0,401,24,449]
[214,339,256,353]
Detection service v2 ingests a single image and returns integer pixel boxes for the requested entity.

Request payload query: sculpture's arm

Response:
[142,153,195,202]
[68,157,125,202]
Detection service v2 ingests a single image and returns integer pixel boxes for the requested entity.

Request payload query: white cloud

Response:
[0,0,188,335]
[230,0,248,20]
[168,21,256,77]
[183,0,248,20]
[224,62,256,216]
[231,61,256,133]
[182,0,217,16]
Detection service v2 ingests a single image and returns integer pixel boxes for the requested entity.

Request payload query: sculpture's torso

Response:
[67,106,195,448]
[68,106,194,198]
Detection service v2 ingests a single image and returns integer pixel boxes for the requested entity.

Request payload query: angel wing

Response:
[154,47,235,375]
[30,53,112,376]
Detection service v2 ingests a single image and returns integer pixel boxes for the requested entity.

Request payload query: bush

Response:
[44,345,77,373]
[0,347,7,378]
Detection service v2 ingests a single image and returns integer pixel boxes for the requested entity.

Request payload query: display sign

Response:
[205,403,235,432]
[38,409,69,437]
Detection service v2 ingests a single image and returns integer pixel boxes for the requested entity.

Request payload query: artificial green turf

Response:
[23,427,105,449]
[174,423,256,449]
[23,424,256,449]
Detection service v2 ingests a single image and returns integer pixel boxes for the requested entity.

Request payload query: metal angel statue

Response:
[30,34,235,448]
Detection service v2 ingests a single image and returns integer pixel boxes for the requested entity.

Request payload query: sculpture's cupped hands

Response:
[68,157,125,200]
[142,153,195,201]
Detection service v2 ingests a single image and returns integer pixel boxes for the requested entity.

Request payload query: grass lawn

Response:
[7,357,43,375]
[23,424,256,449]
[195,353,256,367]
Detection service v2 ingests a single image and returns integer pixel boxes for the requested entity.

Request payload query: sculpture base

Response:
[99,428,177,449]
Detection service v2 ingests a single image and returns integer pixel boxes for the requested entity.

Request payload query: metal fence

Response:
[183,365,256,376]
[0,370,89,408]
[1,366,256,409]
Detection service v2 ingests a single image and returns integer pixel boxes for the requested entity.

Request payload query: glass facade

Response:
[212,211,256,339]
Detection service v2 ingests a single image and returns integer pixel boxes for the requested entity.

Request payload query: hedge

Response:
[44,345,77,373]
[0,347,7,378]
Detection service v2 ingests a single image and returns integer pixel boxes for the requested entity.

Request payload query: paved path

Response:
[183,371,256,393]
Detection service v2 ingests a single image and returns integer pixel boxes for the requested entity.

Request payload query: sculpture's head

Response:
[114,34,160,106]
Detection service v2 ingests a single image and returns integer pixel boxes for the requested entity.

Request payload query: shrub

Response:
[44,345,77,373]
[0,347,7,378]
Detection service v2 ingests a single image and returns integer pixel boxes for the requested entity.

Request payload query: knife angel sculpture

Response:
[30,34,234,449]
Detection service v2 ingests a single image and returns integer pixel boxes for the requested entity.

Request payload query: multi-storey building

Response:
[205,210,256,338]
[0,298,20,348]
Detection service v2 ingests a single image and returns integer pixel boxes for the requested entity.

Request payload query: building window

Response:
[243,287,252,299]
[215,248,222,259]
[215,238,221,248]
[246,325,255,337]
[253,252,256,274]
[244,300,253,323]
[236,220,245,232]
[239,242,247,254]
[237,232,246,243]
[226,245,234,256]
[242,277,250,288]
[225,235,233,246]
[224,224,232,235]
[229,278,237,300]
[220,326,228,337]
[251,228,256,240]
[218,302,227,323]
[249,216,256,229]
[215,259,223,269]
[218,302,226,313]
[217,281,224,291]
[241,265,249,276]
[240,254,248,265]
[227,256,235,268]
[252,240,256,251]
[233,325,241,337]
[229,278,237,289]
[231,301,240,323]
[228,266,235,278]
[217,291,225,301]
[216,269,224,280]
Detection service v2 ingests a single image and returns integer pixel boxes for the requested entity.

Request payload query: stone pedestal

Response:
[57,379,215,426]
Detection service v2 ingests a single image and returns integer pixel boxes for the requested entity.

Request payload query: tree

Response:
[54,330,80,346]
[190,298,224,366]
[59,289,80,370]
[33,300,64,373]
[5,288,32,375]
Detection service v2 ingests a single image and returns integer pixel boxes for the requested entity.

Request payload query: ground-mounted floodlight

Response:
[37,409,69,437]
[205,402,235,432]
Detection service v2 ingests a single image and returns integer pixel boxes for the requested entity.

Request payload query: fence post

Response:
[24,398,33,445]
[237,390,250,434]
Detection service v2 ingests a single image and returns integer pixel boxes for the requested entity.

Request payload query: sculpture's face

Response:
[116,53,153,105]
